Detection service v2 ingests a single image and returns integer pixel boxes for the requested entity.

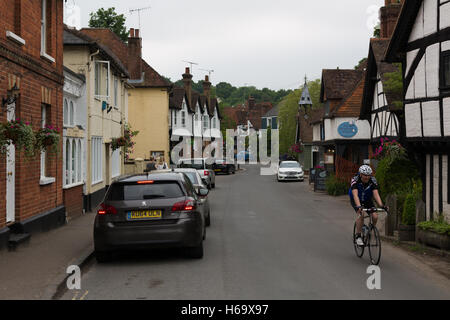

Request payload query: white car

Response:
[277,161,304,182]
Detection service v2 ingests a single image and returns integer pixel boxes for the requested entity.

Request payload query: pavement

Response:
[0,211,96,300]
[0,165,449,300]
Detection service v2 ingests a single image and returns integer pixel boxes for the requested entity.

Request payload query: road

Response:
[61,165,450,300]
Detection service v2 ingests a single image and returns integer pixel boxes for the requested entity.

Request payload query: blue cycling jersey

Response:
[348,173,379,206]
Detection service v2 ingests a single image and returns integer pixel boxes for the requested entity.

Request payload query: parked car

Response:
[277,161,304,182]
[94,172,208,262]
[212,159,236,175]
[172,168,211,226]
[177,158,216,189]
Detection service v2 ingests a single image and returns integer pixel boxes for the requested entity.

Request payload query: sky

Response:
[64,0,385,91]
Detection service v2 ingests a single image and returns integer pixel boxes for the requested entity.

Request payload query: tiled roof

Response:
[331,75,366,118]
[210,98,221,119]
[191,91,200,113]
[169,87,186,110]
[77,28,170,88]
[64,26,129,78]
[321,69,364,102]
[224,100,272,130]
[263,105,279,117]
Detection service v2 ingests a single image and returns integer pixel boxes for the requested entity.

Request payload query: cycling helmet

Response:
[359,165,373,175]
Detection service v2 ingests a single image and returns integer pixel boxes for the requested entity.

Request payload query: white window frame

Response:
[94,61,110,100]
[41,0,46,53]
[114,77,118,107]
[91,137,103,185]
[111,148,121,178]
[174,111,177,126]
[64,138,84,188]
[63,99,69,127]
[40,104,55,185]
[69,100,75,126]
[181,111,186,128]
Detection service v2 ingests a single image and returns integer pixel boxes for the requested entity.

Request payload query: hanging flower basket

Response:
[0,119,36,157]
[35,125,60,154]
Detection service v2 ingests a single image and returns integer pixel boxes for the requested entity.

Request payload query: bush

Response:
[418,216,450,236]
[402,193,416,225]
[325,174,349,196]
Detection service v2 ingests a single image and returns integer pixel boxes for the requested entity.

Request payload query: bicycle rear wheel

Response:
[353,222,364,258]
[368,225,381,265]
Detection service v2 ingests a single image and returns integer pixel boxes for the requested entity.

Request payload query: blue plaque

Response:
[338,122,358,138]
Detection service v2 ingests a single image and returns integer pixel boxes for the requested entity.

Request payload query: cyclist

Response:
[349,165,388,246]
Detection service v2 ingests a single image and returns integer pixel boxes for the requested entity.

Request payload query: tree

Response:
[89,8,128,42]
[278,79,321,155]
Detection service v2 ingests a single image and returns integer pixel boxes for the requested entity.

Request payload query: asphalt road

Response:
[61,165,450,300]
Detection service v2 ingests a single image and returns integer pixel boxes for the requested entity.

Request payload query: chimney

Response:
[182,67,193,106]
[248,97,256,111]
[379,0,403,38]
[202,75,211,102]
[128,28,142,80]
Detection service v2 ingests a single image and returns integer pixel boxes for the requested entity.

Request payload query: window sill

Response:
[63,181,84,190]
[41,52,55,63]
[6,31,25,46]
[40,177,56,186]
[92,180,103,187]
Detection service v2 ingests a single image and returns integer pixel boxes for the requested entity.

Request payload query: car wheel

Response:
[232,168,236,174]
[186,241,204,259]
[95,251,113,263]
[205,212,211,227]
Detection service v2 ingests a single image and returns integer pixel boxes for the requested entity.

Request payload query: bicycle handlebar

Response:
[362,208,388,214]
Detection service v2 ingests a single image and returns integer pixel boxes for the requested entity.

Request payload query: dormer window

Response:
[181,111,186,128]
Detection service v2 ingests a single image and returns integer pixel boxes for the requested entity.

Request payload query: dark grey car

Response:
[94,173,208,262]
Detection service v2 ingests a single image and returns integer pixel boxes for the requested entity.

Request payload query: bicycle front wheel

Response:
[353,222,364,258]
[368,226,381,265]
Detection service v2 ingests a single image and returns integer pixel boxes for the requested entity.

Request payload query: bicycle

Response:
[353,208,388,265]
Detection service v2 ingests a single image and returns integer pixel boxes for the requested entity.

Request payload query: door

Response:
[6,102,16,223]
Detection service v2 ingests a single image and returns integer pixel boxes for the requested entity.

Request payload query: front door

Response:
[6,102,15,223]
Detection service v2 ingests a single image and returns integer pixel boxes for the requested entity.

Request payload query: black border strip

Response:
[439,154,443,214]
[430,154,434,220]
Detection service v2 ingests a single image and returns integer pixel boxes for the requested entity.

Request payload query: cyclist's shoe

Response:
[356,237,364,246]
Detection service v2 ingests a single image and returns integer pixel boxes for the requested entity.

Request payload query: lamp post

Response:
[2,83,20,111]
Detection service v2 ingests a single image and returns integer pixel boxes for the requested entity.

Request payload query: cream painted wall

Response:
[64,47,127,195]
[128,88,170,163]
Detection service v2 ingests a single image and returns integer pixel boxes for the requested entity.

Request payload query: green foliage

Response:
[402,193,417,225]
[384,63,403,110]
[0,119,36,157]
[35,125,60,154]
[89,8,128,42]
[278,79,321,155]
[373,24,381,39]
[355,58,368,70]
[325,174,349,196]
[418,216,450,236]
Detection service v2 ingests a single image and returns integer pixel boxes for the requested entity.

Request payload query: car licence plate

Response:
[127,210,162,220]
[214,169,221,172]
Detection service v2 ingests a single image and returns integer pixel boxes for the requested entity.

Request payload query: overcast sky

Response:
[65,0,384,91]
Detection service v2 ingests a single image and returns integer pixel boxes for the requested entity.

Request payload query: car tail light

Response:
[137,180,154,184]
[204,170,210,176]
[97,203,118,215]
[171,199,196,212]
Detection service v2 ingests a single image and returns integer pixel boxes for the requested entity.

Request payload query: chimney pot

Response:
[185,67,190,74]
[135,29,140,38]
[130,28,135,37]
[205,75,209,82]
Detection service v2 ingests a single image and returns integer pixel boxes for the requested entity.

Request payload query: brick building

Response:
[0,0,65,249]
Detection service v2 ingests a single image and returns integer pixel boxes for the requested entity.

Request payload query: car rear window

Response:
[183,172,199,185]
[179,160,204,170]
[107,182,185,201]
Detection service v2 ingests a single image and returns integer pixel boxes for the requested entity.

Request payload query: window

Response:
[181,111,186,127]
[213,117,216,129]
[174,112,177,126]
[65,139,70,185]
[64,138,83,187]
[77,140,82,182]
[70,101,74,126]
[41,105,47,178]
[94,61,110,99]
[111,148,121,178]
[203,115,209,131]
[63,99,68,126]
[268,118,272,129]
[91,137,103,184]
[41,0,47,53]
[72,141,76,184]
[442,51,450,89]
[114,78,118,107]
[195,114,198,122]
